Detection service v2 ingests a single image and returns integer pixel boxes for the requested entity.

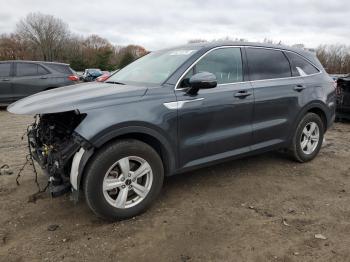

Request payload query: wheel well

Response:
[107,133,171,175]
[307,107,327,131]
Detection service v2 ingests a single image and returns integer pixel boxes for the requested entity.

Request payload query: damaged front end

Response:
[27,111,91,197]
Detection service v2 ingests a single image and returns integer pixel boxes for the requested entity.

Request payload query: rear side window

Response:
[285,52,320,76]
[182,47,243,86]
[45,64,73,74]
[0,63,11,77]
[246,48,291,81]
[16,63,49,77]
[38,65,49,75]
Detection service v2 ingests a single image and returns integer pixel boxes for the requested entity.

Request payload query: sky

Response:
[0,0,349,50]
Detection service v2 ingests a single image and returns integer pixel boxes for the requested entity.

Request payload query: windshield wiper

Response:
[105,81,126,85]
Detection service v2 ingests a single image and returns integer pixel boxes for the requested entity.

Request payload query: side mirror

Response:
[187,72,217,95]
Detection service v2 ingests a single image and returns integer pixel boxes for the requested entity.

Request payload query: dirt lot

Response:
[0,109,350,262]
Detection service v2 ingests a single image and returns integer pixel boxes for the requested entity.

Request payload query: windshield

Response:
[107,49,199,85]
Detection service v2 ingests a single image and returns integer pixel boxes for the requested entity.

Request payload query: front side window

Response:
[285,52,320,76]
[107,48,199,85]
[246,48,291,81]
[0,63,11,77]
[181,47,243,87]
[16,63,48,77]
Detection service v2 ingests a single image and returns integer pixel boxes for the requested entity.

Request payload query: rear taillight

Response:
[96,75,110,82]
[68,75,79,81]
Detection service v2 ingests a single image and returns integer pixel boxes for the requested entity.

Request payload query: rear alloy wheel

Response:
[83,139,164,220]
[290,113,324,162]
[300,122,320,155]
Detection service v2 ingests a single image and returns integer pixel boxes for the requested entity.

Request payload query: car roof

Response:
[0,60,70,66]
[169,41,305,52]
[164,41,322,70]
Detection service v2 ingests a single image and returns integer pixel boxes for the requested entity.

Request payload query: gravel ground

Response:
[0,109,350,262]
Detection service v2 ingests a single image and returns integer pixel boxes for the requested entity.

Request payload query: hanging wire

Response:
[16,122,50,194]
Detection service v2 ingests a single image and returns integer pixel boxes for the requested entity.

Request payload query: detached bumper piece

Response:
[336,75,350,120]
[27,111,89,197]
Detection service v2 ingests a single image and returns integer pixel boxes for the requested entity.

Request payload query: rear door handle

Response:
[1,78,10,81]
[234,90,252,98]
[294,84,306,92]
[40,76,48,79]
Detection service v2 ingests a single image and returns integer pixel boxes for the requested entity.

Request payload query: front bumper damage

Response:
[27,112,93,198]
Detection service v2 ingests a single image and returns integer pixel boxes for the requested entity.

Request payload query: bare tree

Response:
[0,33,30,60]
[84,34,111,50]
[316,44,350,74]
[188,39,208,44]
[16,12,69,61]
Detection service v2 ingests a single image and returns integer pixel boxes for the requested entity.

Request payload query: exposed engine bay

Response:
[27,111,88,197]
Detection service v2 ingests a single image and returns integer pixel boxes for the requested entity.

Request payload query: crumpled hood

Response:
[7,82,148,115]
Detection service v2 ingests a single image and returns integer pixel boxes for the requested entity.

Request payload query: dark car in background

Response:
[8,42,336,220]
[336,74,350,120]
[0,60,78,105]
[82,68,103,82]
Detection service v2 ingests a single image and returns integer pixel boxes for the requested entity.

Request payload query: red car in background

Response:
[96,71,111,82]
[96,70,120,82]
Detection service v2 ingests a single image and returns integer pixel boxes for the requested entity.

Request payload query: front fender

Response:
[70,124,177,199]
[90,124,172,149]
[89,124,176,173]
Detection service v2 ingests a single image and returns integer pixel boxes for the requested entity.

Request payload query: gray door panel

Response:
[0,77,13,104]
[176,82,254,168]
[251,78,303,150]
[12,62,53,100]
[12,75,52,100]
[0,62,13,104]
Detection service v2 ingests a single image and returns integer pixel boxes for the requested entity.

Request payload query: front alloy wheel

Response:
[84,139,164,220]
[103,156,153,209]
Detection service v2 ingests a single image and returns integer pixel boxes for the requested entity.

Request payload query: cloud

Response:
[0,0,349,50]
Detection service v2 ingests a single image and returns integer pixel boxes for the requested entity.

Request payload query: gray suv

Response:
[0,60,78,105]
[8,42,336,220]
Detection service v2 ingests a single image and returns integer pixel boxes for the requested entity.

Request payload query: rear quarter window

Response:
[284,52,320,76]
[45,64,73,74]
[246,48,292,81]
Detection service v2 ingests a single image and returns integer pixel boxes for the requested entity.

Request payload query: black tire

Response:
[83,139,164,221]
[289,113,324,163]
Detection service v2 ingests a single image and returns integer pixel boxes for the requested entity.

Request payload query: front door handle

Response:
[40,76,48,79]
[1,78,10,81]
[234,90,252,98]
[294,84,306,92]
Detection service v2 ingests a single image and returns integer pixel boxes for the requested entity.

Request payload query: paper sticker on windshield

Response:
[169,50,196,56]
